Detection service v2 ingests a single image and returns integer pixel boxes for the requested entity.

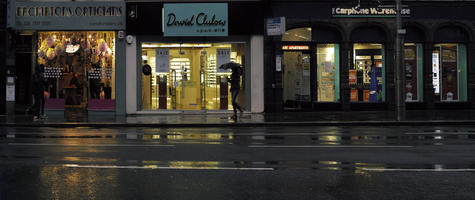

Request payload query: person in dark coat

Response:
[228,66,243,117]
[32,64,46,121]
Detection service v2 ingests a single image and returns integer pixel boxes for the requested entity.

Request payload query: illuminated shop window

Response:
[350,43,385,102]
[432,43,467,102]
[317,44,339,102]
[38,31,116,110]
[140,43,246,110]
[404,43,423,102]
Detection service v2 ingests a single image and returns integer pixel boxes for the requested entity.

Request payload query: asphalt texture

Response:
[2,125,475,199]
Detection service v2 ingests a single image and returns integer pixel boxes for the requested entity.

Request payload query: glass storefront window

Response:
[350,43,384,102]
[141,43,246,110]
[432,43,467,101]
[38,31,116,110]
[404,43,423,102]
[316,44,339,102]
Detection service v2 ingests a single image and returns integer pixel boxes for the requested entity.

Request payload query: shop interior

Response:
[37,31,116,110]
[141,43,245,111]
[350,43,384,102]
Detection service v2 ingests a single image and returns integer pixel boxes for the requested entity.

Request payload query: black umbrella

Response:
[219,62,241,70]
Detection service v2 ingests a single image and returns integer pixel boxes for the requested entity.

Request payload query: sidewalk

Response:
[1,110,475,127]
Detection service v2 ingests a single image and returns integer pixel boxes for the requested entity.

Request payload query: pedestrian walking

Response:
[32,64,46,121]
[220,62,243,119]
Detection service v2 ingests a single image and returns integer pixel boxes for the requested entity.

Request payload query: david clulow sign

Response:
[332,7,411,17]
[163,3,228,37]
[7,0,125,30]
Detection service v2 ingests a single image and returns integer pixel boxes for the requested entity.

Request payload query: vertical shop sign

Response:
[217,49,230,73]
[276,55,282,72]
[156,49,170,73]
[432,52,440,94]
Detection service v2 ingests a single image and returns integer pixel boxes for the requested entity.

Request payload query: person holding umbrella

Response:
[219,62,244,118]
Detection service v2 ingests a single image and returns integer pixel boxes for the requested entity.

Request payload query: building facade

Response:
[6,0,127,116]
[264,0,475,112]
[124,1,265,114]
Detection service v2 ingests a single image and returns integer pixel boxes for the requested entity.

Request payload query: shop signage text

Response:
[282,45,310,50]
[267,17,285,36]
[332,7,410,18]
[16,6,122,17]
[163,3,228,37]
[8,0,125,30]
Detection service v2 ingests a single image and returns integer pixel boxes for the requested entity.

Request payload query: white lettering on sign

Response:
[282,45,310,50]
[332,7,411,16]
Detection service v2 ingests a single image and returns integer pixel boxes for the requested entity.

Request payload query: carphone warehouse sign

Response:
[163,3,228,37]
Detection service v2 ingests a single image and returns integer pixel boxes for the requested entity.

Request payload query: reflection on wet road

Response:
[2,126,475,199]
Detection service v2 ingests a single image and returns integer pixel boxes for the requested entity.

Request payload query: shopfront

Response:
[281,27,341,110]
[8,0,126,115]
[125,2,264,114]
[265,1,475,112]
[432,26,469,103]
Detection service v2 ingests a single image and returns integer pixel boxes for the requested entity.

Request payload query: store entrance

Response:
[141,43,245,111]
[282,44,314,110]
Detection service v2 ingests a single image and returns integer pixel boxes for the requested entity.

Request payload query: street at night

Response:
[2,125,475,199]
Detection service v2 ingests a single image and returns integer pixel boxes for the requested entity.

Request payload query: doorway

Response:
[282,44,314,110]
[141,43,246,111]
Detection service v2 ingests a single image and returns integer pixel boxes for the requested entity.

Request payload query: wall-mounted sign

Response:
[276,55,282,72]
[267,17,285,36]
[163,3,228,37]
[6,85,15,101]
[8,0,125,30]
[282,45,310,50]
[332,7,410,18]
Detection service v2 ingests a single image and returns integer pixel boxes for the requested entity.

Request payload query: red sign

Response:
[282,45,310,50]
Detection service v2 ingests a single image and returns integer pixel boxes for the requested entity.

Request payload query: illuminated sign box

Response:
[163,3,228,37]
[282,45,310,50]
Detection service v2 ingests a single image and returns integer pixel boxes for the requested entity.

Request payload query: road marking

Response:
[64,164,274,171]
[8,143,175,147]
[248,145,413,148]
[362,168,475,172]
[405,132,475,135]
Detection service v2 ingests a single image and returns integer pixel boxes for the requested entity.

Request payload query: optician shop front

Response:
[8,0,127,115]
[125,2,264,114]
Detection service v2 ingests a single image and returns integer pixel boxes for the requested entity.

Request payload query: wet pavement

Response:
[2,109,475,127]
[2,126,475,199]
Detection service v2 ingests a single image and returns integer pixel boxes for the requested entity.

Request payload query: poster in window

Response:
[217,49,231,73]
[441,45,458,101]
[156,49,170,73]
[350,89,358,101]
[404,45,418,101]
[349,70,357,84]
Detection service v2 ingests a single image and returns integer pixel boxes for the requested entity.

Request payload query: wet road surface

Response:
[2,126,475,199]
